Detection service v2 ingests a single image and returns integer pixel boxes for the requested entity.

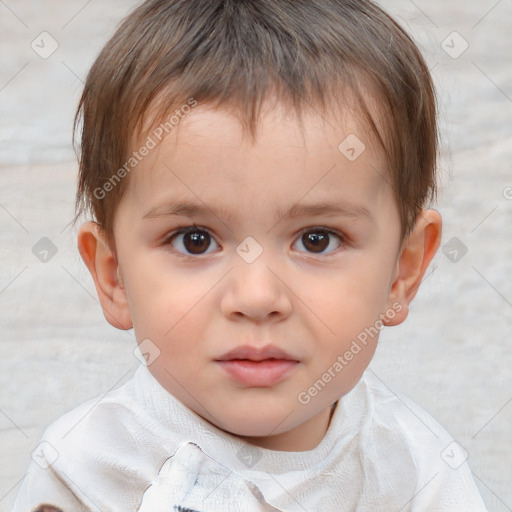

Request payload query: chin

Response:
[213,407,301,439]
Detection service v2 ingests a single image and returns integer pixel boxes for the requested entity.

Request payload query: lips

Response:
[215,344,299,387]
[216,344,298,362]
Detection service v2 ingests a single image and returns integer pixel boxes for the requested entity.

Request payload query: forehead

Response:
[121,99,394,226]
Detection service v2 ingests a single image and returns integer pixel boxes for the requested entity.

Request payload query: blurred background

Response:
[0,1,511,510]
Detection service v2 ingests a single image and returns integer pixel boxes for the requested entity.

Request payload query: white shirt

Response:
[13,365,487,511]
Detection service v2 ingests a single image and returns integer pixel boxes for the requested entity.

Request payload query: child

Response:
[14,0,487,510]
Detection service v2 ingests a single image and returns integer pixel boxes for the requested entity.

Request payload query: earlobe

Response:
[77,222,133,330]
[383,209,442,326]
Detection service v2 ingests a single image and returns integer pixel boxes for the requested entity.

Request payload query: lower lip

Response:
[216,359,299,387]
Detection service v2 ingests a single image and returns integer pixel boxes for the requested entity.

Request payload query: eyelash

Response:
[162,224,347,260]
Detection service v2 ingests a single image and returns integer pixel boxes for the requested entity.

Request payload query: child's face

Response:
[82,99,439,450]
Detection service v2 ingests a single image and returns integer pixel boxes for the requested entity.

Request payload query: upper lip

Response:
[215,344,299,362]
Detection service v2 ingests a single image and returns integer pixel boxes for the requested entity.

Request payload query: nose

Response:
[220,253,292,323]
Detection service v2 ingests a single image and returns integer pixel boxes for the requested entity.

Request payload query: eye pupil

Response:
[303,231,329,253]
[184,231,210,254]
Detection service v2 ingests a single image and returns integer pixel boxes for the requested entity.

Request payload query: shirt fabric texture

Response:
[13,365,487,511]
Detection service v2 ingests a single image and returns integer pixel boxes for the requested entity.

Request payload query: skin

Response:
[78,99,442,452]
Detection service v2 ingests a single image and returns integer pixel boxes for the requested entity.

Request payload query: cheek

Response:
[121,254,199,338]
[302,276,385,399]
[301,259,394,368]
[312,262,392,324]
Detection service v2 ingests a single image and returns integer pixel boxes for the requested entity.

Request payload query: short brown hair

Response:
[73,0,437,243]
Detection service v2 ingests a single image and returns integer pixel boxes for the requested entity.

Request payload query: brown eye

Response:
[183,231,210,254]
[168,227,219,256]
[294,228,343,255]
[302,231,329,253]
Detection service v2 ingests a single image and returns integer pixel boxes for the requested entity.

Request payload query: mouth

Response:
[215,345,300,387]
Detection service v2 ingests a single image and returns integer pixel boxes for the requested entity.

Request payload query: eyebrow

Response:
[143,199,372,224]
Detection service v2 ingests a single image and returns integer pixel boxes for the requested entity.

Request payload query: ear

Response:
[77,222,133,330]
[383,209,442,326]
